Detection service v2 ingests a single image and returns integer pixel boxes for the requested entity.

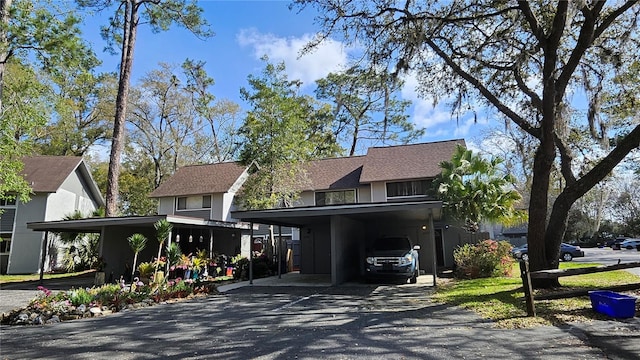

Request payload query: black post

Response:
[249,222,254,285]
[39,231,49,285]
[278,225,282,279]
[519,260,536,317]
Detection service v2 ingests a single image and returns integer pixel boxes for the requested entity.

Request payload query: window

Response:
[315,190,356,206]
[0,198,16,206]
[0,237,10,253]
[177,195,211,210]
[386,180,430,198]
[176,197,187,210]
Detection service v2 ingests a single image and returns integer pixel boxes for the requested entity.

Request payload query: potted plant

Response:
[137,262,155,284]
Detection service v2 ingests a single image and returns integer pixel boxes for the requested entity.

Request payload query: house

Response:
[138,139,480,285]
[26,161,256,281]
[1,156,104,274]
[148,161,256,258]
[232,139,484,285]
[26,139,484,285]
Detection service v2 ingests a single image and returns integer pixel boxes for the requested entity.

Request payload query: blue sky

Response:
[80,1,488,154]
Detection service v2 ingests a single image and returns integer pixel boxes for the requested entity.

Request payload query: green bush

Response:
[69,288,93,306]
[93,284,121,306]
[453,239,514,279]
[230,252,273,280]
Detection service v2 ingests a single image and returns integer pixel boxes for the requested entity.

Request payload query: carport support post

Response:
[166,230,172,274]
[209,228,214,264]
[429,213,437,287]
[249,222,253,285]
[278,225,282,279]
[39,231,49,284]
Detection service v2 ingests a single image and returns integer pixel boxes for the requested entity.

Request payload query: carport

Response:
[232,200,443,286]
[27,215,251,282]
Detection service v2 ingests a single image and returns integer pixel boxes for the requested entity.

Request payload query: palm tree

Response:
[127,233,148,287]
[436,145,527,232]
[153,219,173,279]
[165,242,183,277]
[58,210,101,272]
[58,210,84,244]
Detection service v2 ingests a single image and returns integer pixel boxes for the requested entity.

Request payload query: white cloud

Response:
[400,72,457,138]
[237,28,348,88]
[400,71,493,140]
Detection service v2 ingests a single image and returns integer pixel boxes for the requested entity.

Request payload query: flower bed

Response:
[0,278,223,326]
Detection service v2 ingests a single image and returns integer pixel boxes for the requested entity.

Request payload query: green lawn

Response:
[433,262,640,328]
[0,270,94,284]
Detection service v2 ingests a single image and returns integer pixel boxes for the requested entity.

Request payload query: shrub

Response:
[231,255,249,280]
[230,252,274,280]
[69,288,93,306]
[93,284,121,307]
[137,262,155,278]
[453,239,514,279]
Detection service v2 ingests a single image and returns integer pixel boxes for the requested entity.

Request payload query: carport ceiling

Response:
[232,200,443,227]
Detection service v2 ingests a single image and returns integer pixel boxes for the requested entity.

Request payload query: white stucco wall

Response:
[158,197,175,215]
[7,195,48,274]
[8,168,101,274]
[357,185,372,203]
[370,182,387,202]
[299,191,315,206]
[221,193,235,222]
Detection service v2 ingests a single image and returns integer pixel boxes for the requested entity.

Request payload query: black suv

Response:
[365,237,420,283]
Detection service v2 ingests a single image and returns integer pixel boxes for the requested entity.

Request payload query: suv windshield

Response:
[373,237,411,251]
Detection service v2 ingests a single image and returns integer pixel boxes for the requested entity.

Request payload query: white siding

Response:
[158,198,175,215]
[7,195,47,274]
[45,189,78,221]
[212,193,224,220]
[59,168,100,214]
[221,193,234,221]
[8,167,101,274]
[370,182,386,202]
[357,185,372,203]
[299,191,315,206]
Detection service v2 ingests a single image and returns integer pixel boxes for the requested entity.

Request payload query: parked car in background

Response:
[620,238,640,250]
[365,236,420,283]
[606,237,628,248]
[511,243,585,262]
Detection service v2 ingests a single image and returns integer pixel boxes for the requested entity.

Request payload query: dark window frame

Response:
[0,237,11,253]
[386,180,430,198]
[0,198,16,206]
[202,195,212,209]
[176,197,187,210]
[315,189,357,206]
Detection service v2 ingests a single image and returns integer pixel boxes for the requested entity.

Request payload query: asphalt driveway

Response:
[1,282,639,359]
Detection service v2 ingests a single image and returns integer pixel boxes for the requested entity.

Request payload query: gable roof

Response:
[20,156,104,206]
[302,156,365,191]
[22,156,84,193]
[149,162,247,198]
[151,139,466,197]
[359,139,466,183]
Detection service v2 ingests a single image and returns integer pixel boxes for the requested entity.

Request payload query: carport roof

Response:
[232,200,443,227]
[27,215,251,233]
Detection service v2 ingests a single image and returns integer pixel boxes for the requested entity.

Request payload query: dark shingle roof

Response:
[150,140,465,196]
[359,139,466,183]
[302,156,365,191]
[149,162,247,198]
[21,156,83,193]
